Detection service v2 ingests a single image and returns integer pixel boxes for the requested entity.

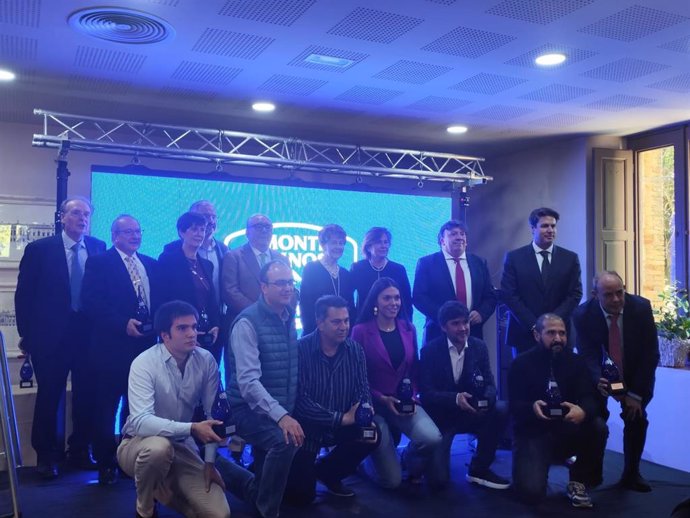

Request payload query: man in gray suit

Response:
[221,214,290,324]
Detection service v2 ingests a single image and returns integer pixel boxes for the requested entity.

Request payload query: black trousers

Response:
[512,417,608,504]
[31,313,93,463]
[602,396,649,476]
[284,425,380,505]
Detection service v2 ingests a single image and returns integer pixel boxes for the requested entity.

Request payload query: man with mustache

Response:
[509,313,607,508]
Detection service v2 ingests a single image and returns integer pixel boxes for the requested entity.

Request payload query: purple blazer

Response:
[351,319,419,402]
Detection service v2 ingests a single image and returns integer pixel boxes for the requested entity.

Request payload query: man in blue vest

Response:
[223,260,303,518]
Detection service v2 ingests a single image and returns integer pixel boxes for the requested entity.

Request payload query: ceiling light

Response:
[447,125,468,134]
[535,53,566,66]
[304,53,354,68]
[0,69,16,81]
[252,102,275,113]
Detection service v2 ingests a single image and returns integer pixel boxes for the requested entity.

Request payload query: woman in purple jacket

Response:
[351,277,441,488]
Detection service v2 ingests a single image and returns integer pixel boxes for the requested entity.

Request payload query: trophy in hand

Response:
[470,368,489,410]
[355,398,377,442]
[135,285,153,334]
[210,383,236,439]
[395,377,415,414]
[545,376,567,419]
[197,309,214,347]
[601,346,626,395]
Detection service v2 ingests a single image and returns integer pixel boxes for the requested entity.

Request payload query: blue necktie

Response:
[70,243,83,311]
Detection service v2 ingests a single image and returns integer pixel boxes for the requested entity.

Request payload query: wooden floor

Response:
[7,438,690,518]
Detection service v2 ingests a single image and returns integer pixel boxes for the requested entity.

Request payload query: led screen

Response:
[91,168,452,340]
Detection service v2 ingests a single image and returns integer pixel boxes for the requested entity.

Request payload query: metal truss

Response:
[32,109,491,186]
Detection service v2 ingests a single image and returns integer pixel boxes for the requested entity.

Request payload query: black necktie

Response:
[539,250,550,284]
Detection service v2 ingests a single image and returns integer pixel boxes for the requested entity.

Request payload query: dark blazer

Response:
[14,234,106,354]
[299,260,355,336]
[413,251,496,342]
[351,318,419,402]
[221,243,290,323]
[419,335,497,431]
[350,259,413,320]
[81,247,160,366]
[158,240,220,328]
[500,244,582,352]
[572,294,659,405]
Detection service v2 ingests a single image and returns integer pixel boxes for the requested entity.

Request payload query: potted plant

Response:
[656,284,690,368]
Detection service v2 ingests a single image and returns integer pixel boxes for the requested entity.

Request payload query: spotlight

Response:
[535,53,566,66]
[252,101,275,113]
[446,125,468,134]
[0,69,16,81]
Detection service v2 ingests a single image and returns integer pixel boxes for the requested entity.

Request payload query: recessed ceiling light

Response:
[252,102,275,113]
[304,53,354,68]
[535,53,566,66]
[0,69,16,81]
[447,125,468,134]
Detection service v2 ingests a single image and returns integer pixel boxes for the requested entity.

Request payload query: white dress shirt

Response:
[115,248,151,307]
[62,230,87,278]
[532,241,554,271]
[442,249,473,311]
[447,338,466,384]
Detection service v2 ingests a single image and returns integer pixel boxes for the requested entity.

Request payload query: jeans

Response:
[512,417,608,504]
[363,405,442,488]
[217,407,298,518]
[284,425,380,505]
[429,400,509,486]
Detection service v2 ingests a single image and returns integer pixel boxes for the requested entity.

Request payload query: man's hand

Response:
[533,400,550,420]
[126,319,144,338]
[341,402,360,426]
[191,420,223,444]
[278,414,304,447]
[562,402,585,424]
[456,392,477,413]
[379,395,402,417]
[204,462,226,492]
[622,396,643,421]
[209,326,219,344]
[596,377,610,398]
[468,311,483,325]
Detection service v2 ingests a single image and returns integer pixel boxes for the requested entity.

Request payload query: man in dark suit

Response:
[500,207,583,354]
[15,196,106,478]
[419,300,509,490]
[81,214,160,485]
[413,220,496,343]
[221,213,290,324]
[572,271,659,492]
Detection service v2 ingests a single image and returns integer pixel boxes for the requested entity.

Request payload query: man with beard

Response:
[509,314,607,508]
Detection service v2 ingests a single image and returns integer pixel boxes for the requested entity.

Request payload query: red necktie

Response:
[453,258,467,307]
[608,313,624,374]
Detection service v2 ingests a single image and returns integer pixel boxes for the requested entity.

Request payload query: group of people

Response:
[14,198,660,517]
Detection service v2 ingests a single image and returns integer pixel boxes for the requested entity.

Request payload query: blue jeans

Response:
[216,407,298,518]
[363,405,442,488]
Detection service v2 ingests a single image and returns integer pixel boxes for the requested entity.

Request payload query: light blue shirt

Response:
[121,343,220,462]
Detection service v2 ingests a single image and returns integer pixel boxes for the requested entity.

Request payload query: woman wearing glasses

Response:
[158,211,221,362]
[299,224,355,336]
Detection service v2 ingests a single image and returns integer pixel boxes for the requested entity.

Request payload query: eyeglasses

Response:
[116,229,143,236]
[249,224,273,231]
[266,279,295,288]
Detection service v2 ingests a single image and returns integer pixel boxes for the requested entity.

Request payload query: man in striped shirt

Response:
[285,295,380,504]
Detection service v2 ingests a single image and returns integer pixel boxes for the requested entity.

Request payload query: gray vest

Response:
[226,297,298,413]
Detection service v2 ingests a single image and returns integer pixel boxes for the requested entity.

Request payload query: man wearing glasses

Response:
[221,214,290,324]
[81,214,160,485]
[219,260,303,518]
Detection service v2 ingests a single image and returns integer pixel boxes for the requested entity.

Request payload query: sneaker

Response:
[466,468,510,490]
[320,479,355,497]
[566,481,593,508]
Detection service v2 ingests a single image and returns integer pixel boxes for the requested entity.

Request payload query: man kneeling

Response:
[419,300,510,490]
[117,301,230,518]
[509,313,607,508]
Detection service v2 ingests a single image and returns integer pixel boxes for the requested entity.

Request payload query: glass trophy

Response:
[470,368,489,410]
[355,399,377,442]
[601,346,626,395]
[545,376,567,419]
[395,377,415,414]
[19,355,33,389]
[135,285,153,334]
[210,385,236,439]
[197,309,214,346]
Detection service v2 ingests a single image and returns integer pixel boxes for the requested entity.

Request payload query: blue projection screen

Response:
[91,168,452,338]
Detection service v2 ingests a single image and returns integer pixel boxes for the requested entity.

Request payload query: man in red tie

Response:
[572,271,660,492]
[413,220,496,344]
